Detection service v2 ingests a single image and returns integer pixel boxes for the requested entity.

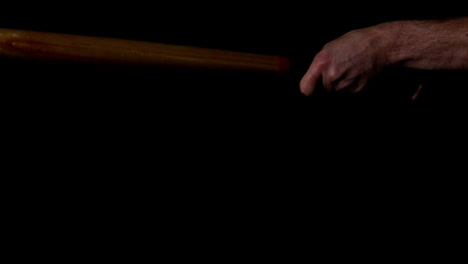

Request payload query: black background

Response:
[2,4,467,245]
[1,4,465,107]
[1,4,466,153]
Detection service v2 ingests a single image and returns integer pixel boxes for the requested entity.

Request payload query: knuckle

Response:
[326,67,339,82]
[315,49,331,61]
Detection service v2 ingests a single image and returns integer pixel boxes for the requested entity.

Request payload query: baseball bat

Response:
[0,28,290,73]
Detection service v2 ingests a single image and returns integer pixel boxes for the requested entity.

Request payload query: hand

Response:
[300,17,468,97]
[300,25,393,96]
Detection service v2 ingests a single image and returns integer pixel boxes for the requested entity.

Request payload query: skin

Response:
[300,17,468,96]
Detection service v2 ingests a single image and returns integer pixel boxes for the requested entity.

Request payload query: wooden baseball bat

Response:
[0,28,290,73]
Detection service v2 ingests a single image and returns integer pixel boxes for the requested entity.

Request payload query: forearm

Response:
[382,17,468,70]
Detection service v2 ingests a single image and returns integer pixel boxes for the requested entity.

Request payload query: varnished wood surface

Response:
[0,28,289,73]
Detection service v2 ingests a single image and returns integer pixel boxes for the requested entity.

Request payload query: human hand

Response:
[300,26,393,96]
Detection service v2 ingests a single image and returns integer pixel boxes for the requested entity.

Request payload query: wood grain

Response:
[0,28,289,73]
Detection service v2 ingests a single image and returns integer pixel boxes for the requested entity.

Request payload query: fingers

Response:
[300,60,323,96]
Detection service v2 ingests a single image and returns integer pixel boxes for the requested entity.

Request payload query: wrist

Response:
[374,21,409,66]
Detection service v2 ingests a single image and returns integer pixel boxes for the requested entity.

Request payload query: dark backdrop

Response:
[1,3,466,136]
[2,3,467,238]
